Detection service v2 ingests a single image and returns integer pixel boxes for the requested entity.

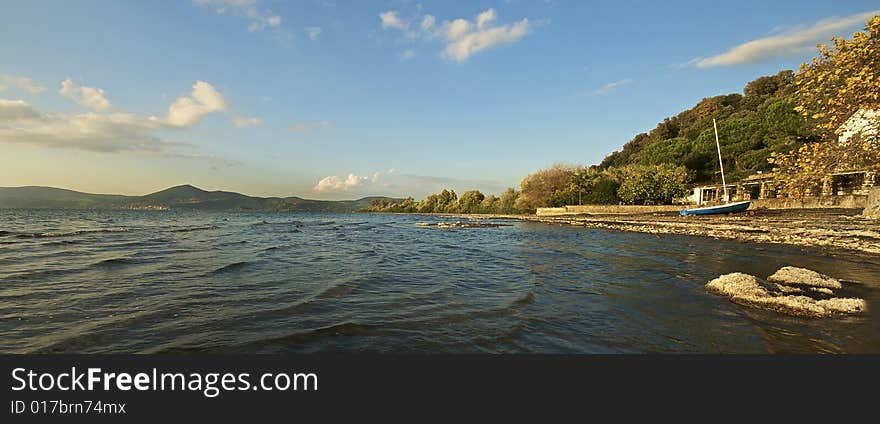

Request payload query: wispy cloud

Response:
[693,10,879,68]
[0,74,46,94]
[304,26,322,40]
[59,78,112,111]
[378,7,535,63]
[580,79,634,97]
[289,120,331,135]
[233,116,262,127]
[400,49,416,60]
[193,0,282,32]
[379,11,406,29]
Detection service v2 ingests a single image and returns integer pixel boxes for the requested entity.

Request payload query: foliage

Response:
[366,188,523,214]
[768,140,880,197]
[769,15,880,196]
[515,163,581,211]
[615,164,691,205]
[597,70,815,184]
[793,16,880,141]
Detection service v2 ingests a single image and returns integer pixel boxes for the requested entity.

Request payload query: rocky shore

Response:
[519,208,880,255]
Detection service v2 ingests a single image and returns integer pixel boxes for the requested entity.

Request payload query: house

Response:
[686,183,738,205]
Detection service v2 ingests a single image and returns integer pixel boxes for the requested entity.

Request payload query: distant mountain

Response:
[0,185,401,212]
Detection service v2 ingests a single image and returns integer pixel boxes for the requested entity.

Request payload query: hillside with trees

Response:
[367,16,879,214]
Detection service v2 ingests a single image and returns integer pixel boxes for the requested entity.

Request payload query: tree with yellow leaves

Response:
[794,15,880,139]
[771,15,880,197]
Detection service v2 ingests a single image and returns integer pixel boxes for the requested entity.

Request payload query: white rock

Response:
[767,266,842,289]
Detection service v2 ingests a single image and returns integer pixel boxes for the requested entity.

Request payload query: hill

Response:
[597,71,820,183]
[0,185,400,212]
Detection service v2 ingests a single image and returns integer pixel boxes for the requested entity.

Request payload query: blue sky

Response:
[1,0,878,199]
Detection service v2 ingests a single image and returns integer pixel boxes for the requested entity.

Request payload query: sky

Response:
[1,0,878,199]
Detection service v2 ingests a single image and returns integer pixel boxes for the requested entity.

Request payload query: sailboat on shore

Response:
[680,119,751,216]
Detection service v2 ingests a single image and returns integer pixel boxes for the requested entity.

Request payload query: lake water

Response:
[1,209,878,353]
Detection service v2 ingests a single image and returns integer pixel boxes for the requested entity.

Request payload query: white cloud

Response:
[0,80,235,165]
[233,116,262,127]
[0,74,46,94]
[400,49,416,60]
[379,8,533,63]
[0,99,44,121]
[584,79,634,96]
[304,26,322,40]
[379,11,405,29]
[166,81,228,127]
[0,106,175,153]
[193,0,282,32]
[421,15,436,31]
[476,9,496,31]
[289,120,331,135]
[311,169,508,199]
[694,10,879,68]
[314,173,370,192]
[59,79,112,111]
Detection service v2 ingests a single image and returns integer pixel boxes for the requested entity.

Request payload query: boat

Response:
[680,200,751,215]
[680,118,751,216]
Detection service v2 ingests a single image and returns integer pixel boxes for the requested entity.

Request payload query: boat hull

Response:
[680,200,751,216]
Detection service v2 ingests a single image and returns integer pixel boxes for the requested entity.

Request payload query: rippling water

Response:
[1,209,879,353]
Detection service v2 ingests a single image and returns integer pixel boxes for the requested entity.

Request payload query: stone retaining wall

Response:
[751,195,867,210]
[535,205,683,216]
[863,187,880,218]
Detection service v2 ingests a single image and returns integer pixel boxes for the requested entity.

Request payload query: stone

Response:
[767,266,842,289]
[863,186,880,219]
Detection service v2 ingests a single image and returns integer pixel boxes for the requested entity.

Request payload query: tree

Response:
[516,164,580,211]
[498,188,520,213]
[768,140,880,197]
[794,16,880,141]
[458,190,485,213]
[616,164,691,205]
[769,15,880,196]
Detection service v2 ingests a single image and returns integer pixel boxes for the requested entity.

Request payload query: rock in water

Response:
[767,266,842,289]
[706,273,770,299]
[706,272,865,318]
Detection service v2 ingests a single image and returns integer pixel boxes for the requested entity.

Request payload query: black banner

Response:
[3,355,878,421]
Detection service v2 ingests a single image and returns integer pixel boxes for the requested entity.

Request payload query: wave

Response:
[14,228,129,239]
[168,225,219,233]
[207,261,251,275]
[92,257,147,268]
[251,220,304,227]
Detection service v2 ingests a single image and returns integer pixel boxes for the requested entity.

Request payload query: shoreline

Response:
[422,208,880,256]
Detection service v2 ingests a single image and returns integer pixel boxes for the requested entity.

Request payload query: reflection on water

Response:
[0,209,878,353]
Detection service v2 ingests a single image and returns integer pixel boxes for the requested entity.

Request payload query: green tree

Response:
[458,190,485,213]
[617,164,691,205]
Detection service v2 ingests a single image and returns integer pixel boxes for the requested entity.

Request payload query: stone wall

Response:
[535,205,683,216]
[751,194,867,210]
[536,195,870,216]
[863,187,880,218]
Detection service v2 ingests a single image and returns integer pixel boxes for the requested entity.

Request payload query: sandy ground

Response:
[431,209,880,256]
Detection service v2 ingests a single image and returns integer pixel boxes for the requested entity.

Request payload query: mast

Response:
[713,118,729,202]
